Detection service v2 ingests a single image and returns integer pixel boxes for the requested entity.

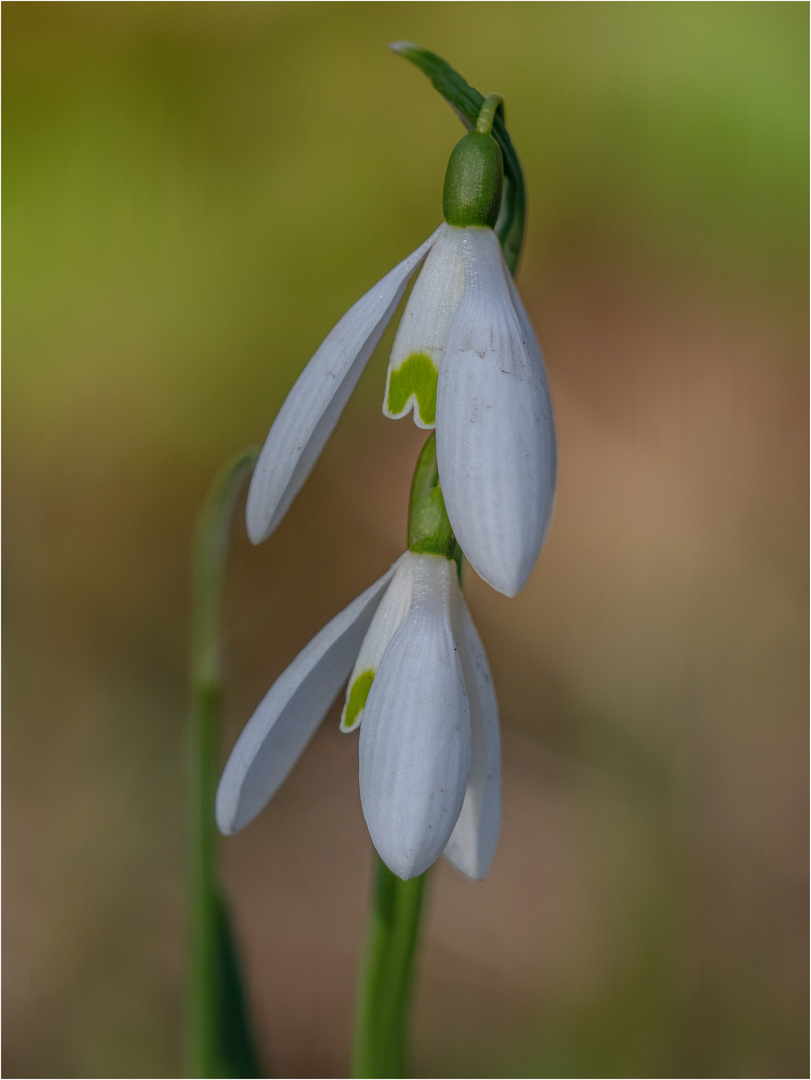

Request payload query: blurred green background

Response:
[3,3,808,1077]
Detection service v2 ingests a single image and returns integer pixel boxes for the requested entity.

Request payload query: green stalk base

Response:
[352,858,429,1078]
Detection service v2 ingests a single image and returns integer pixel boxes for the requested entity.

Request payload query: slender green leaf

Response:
[187,448,264,1078]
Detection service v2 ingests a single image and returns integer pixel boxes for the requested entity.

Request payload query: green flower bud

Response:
[442,131,504,230]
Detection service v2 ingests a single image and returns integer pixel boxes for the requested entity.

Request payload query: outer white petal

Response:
[383,224,466,429]
[359,554,471,879]
[216,564,397,835]
[339,551,420,731]
[435,227,556,596]
[443,596,501,879]
[504,264,557,511]
[246,228,441,544]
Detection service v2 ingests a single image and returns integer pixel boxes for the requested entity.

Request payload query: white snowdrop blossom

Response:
[246,219,556,597]
[216,551,500,881]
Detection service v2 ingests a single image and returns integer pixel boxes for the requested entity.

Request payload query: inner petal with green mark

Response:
[340,668,376,732]
[383,352,438,429]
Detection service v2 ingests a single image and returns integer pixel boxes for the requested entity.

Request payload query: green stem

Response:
[352,433,462,1078]
[187,448,261,1079]
[475,93,504,136]
[352,858,430,1078]
[187,675,221,1078]
[407,433,463,578]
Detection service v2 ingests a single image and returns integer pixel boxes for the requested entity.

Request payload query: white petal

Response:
[443,595,501,879]
[246,229,441,544]
[359,554,471,879]
[382,224,466,429]
[436,228,556,596]
[215,564,396,834]
[339,551,420,732]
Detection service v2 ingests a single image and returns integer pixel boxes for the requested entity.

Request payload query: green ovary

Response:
[385,353,438,426]
[341,669,375,730]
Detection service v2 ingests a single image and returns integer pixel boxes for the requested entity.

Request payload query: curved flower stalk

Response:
[246,102,556,597]
[216,550,500,881]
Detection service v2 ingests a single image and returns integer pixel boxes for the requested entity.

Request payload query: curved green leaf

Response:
[390,42,526,275]
[188,448,263,1078]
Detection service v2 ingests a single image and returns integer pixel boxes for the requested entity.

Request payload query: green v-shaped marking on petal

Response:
[385,353,438,426]
[340,669,376,731]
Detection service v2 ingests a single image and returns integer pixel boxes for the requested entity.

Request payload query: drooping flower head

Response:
[245,106,556,597]
[216,548,500,881]
[220,75,556,883]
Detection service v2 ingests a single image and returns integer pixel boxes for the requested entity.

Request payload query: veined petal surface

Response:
[383,224,466,429]
[216,564,396,834]
[246,228,441,544]
[340,551,418,732]
[504,264,558,519]
[359,554,471,879]
[443,596,501,879]
[436,227,556,596]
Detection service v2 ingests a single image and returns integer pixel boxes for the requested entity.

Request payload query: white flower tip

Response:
[473,484,556,595]
[245,509,266,547]
[445,851,492,882]
[363,747,471,880]
[492,568,526,599]
[379,846,434,881]
[370,801,470,879]
[244,472,283,545]
[443,805,500,880]
[214,775,245,836]
[470,551,533,598]
[215,749,277,836]
[216,815,238,838]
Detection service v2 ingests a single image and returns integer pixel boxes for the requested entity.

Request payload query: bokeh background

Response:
[4,3,808,1077]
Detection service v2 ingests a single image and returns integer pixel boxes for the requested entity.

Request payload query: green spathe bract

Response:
[385,352,438,426]
[443,132,504,229]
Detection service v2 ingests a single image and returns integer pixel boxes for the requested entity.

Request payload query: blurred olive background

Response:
[4,3,808,1077]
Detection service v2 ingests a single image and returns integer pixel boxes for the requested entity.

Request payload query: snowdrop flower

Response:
[215,550,500,881]
[246,127,556,597]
